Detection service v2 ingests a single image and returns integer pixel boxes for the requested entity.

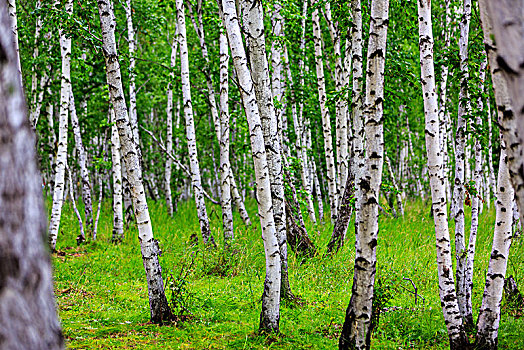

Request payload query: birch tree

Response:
[7,0,22,86]
[476,141,514,349]
[70,87,94,237]
[453,0,471,319]
[312,1,338,223]
[176,0,215,247]
[96,0,172,323]
[48,0,73,251]
[165,34,178,217]
[111,108,124,242]
[339,0,389,347]
[219,27,234,242]
[414,1,468,347]
[219,0,281,332]
[0,5,64,345]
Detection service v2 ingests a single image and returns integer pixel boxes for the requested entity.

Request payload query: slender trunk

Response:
[165,34,178,217]
[327,172,355,254]
[240,0,291,300]
[453,0,471,319]
[219,0,281,332]
[176,0,215,246]
[463,56,488,328]
[96,0,172,323]
[230,168,251,226]
[416,1,468,347]
[487,104,495,208]
[48,0,73,251]
[312,2,338,223]
[125,0,139,146]
[67,165,85,243]
[350,0,364,236]
[29,0,43,129]
[93,176,103,240]
[0,6,64,344]
[69,87,94,236]
[219,28,234,243]
[385,155,403,216]
[111,108,124,242]
[476,141,514,349]
[324,3,348,198]
[339,0,389,348]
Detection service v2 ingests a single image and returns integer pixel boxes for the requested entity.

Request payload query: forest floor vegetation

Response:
[52,199,524,349]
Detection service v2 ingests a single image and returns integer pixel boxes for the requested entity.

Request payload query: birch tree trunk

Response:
[0,5,64,344]
[453,0,471,319]
[96,0,172,323]
[125,0,139,146]
[339,0,389,348]
[479,0,524,239]
[67,165,85,242]
[7,0,22,86]
[219,0,281,332]
[324,3,348,198]
[219,27,234,243]
[165,34,178,217]
[350,0,365,235]
[486,105,495,208]
[29,0,43,129]
[476,141,514,349]
[415,1,468,347]
[240,0,292,300]
[111,108,124,242]
[312,1,338,223]
[483,1,524,228]
[48,0,73,251]
[70,87,94,237]
[463,56,488,329]
[176,0,215,247]
[271,3,284,147]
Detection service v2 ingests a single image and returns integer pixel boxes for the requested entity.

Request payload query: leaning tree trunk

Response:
[111,108,124,242]
[7,0,22,86]
[96,0,172,323]
[483,0,524,229]
[219,27,234,243]
[48,0,73,252]
[339,0,389,348]
[125,0,139,145]
[0,5,64,346]
[416,1,468,347]
[219,0,281,333]
[240,0,292,301]
[70,87,94,237]
[175,0,215,246]
[453,0,471,321]
[312,1,338,223]
[475,140,514,350]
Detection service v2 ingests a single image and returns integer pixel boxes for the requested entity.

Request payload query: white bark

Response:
[96,0,172,322]
[351,0,364,234]
[483,0,524,230]
[463,56,488,327]
[416,1,468,347]
[219,27,234,242]
[220,0,281,332]
[48,0,73,251]
[7,0,22,86]
[67,165,85,242]
[240,0,291,299]
[0,5,64,343]
[453,0,471,319]
[312,2,338,223]
[476,141,514,349]
[70,87,94,235]
[111,108,124,241]
[176,0,215,246]
[125,0,139,146]
[29,0,43,129]
[165,34,178,217]
[339,0,389,348]
[324,3,348,199]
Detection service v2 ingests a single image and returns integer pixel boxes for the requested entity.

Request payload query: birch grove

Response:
[7,0,524,348]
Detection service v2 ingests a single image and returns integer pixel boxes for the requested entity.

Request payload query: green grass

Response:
[52,198,524,349]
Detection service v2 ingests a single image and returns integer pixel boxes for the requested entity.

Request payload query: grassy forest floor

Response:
[52,198,524,349]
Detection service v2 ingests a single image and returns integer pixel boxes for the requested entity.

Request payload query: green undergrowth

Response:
[52,198,524,349]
